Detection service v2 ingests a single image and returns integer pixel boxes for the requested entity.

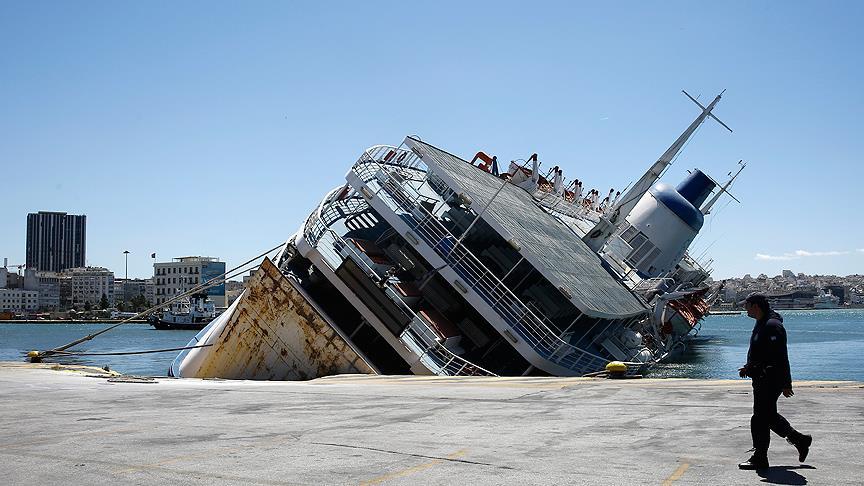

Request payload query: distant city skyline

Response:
[1,2,862,280]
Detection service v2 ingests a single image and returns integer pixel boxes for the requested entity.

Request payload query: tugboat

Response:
[150,293,217,330]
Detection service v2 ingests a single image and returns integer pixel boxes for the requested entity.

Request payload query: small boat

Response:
[150,293,217,330]
[813,289,840,309]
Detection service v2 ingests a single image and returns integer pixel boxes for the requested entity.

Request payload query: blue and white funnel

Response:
[615,170,716,277]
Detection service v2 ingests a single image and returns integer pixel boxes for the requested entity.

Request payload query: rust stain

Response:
[191,257,374,380]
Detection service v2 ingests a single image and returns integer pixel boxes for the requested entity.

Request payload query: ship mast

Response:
[582,90,732,252]
[701,159,745,215]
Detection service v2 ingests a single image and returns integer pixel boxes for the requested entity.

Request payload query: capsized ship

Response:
[171,91,741,379]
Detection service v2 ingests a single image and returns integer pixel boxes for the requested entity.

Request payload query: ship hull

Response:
[171,257,375,380]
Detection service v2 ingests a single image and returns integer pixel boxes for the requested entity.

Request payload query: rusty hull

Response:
[188,257,375,380]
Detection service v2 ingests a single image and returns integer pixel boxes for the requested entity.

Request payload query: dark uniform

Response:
[738,295,811,470]
[743,311,795,452]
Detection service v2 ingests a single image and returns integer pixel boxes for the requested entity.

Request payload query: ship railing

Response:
[359,145,424,171]
[633,278,676,293]
[351,158,620,375]
[314,228,495,377]
[303,185,352,248]
[680,251,711,277]
[304,194,371,248]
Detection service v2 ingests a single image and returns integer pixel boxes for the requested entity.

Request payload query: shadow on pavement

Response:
[757,465,816,485]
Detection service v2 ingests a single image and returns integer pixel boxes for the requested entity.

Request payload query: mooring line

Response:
[46,344,213,357]
[28,243,284,361]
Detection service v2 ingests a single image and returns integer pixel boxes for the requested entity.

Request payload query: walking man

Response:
[737,293,812,469]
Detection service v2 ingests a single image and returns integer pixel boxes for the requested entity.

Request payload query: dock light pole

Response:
[123,250,130,303]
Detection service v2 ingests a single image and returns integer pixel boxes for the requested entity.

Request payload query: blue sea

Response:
[2,309,863,380]
[651,308,864,381]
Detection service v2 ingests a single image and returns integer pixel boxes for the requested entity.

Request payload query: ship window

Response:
[640,247,663,269]
[629,233,648,250]
[621,225,638,242]
[627,239,655,268]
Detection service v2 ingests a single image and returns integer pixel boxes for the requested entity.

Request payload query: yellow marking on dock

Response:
[661,462,690,485]
[359,449,468,485]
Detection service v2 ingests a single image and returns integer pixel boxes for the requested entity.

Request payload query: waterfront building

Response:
[225,280,245,306]
[25,211,87,272]
[144,278,155,305]
[32,270,60,311]
[65,267,114,308]
[58,274,72,309]
[113,278,148,304]
[153,256,226,307]
[112,280,124,303]
[241,267,258,285]
[0,267,27,289]
[0,288,39,312]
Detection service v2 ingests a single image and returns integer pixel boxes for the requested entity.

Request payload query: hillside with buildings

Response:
[714,270,864,310]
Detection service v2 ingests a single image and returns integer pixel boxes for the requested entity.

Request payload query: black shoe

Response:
[738,451,769,470]
[789,434,812,462]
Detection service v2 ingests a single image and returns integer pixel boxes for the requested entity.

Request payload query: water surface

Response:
[2,308,862,380]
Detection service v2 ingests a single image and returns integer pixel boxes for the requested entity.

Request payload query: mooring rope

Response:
[28,242,284,362]
[45,343,213,357]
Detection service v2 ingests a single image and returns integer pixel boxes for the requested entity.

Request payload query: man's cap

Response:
[737,292,769,307]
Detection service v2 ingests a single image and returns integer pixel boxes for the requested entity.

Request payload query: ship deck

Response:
[1,362,861,485]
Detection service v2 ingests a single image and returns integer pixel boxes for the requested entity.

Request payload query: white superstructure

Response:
[172,91,742,380]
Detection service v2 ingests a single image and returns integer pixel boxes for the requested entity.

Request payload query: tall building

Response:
[26,211,87,272]
[153,256,226,307]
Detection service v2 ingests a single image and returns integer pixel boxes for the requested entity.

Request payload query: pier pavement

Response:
[0,362,861,485]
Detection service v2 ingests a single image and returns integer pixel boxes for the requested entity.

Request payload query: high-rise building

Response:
[25,211,86,272]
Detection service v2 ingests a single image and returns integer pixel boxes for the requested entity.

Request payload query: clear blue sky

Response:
[1,1,862,280]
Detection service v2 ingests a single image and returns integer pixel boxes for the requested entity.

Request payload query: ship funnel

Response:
[676,169,715,208]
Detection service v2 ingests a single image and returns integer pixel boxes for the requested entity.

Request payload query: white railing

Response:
[351,155,631,375]
[311,226,495,377]
[304,195,370,248]
[633,278,676,293]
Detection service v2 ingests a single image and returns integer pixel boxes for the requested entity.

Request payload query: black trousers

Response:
[751,385,795,452]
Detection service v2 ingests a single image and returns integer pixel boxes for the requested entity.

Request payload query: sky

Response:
[1,1,862,280]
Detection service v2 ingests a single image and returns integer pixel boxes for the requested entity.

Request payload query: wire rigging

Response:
[28,242,284,361]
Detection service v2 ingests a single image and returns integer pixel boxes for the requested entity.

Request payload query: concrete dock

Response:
[1,362,861,485]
